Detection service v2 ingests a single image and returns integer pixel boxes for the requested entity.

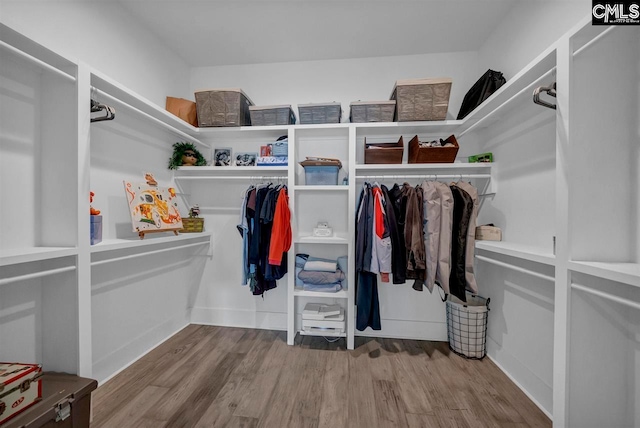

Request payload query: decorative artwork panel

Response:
[123,181,183,234]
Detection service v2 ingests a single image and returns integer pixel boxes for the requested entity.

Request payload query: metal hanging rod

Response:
[174,175,289,181]
[533,82,556,110]
[475,254,555,282]
[91,241,209,266]
[0,265,77,286]
[356,174,491,180]
[571,282,640,312]
[90,87,206,148]
[0,40,76,82]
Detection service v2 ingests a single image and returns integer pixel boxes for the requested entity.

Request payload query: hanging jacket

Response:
[456,181,479,294]
[268,187,291,266]
[449,185,474,302]
[422,181,441,293]
[369,184,391,281]
[381,184,406,284]
[434,182,453,295]
[402,183,426,291]
[237,186,254,285]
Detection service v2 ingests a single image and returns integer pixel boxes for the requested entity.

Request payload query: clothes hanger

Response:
[90,99,115,122]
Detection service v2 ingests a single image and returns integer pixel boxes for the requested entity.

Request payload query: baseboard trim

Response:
[190,307,287,331]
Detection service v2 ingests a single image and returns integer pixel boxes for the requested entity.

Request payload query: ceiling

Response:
[117,0,521,67]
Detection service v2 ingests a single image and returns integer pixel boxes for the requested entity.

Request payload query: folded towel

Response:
[302,282,343,293]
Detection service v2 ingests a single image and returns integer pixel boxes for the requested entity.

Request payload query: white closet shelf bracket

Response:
[0,40,76,82]
[0,265,77,286]
[475,254,554,282]
[90,87,206,149]
[91,241,210,266]
[571,282,640,311]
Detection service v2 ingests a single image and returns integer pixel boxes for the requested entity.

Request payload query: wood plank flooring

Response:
[90,325,550,428]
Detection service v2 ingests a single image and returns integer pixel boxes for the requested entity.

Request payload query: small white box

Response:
[302,309,345,331]
[302,303,341,320]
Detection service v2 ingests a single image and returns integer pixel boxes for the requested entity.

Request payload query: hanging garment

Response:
[355,184,381,331]
[237,186,254,285]
[381,185,406,284]
[268,187,291,266]
[449,185,474,302]
[456,181,479,294]
[402,183,426,291]
[434,181,453,295]
[369,184,391,282]
[422,181,441,293]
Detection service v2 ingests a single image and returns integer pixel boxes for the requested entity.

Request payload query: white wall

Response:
[477,0,589,79]
[191,51,479,122]
[0,0,191,106]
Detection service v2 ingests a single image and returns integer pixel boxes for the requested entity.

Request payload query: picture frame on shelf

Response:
[235,152,257,167]
[213,148,232,166]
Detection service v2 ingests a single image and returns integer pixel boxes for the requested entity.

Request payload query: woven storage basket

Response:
[194,88,253,127]
[408,134,459,163]
[249,105,296,126]
[350,101,396,123]
[446,292,490,359]
[391,77,452,121]
[364,136,404,164]
[298,102,342,124]
[180,218,204,233]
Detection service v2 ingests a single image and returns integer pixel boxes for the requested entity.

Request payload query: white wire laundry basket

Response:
[446,292,490,359]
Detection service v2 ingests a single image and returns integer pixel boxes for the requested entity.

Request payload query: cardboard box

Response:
[0,363,42,425]
[476,225,502,241]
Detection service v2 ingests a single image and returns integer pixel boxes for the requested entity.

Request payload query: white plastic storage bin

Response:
[446,293,489,359]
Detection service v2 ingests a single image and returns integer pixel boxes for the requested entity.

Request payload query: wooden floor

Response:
[91,325,550,428]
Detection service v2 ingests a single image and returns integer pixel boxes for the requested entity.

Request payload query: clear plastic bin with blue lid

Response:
[300,157,342,185]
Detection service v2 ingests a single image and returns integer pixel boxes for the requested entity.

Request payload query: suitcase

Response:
[456,69,506,120]
[3,373,97,428]
[0,363,43,425]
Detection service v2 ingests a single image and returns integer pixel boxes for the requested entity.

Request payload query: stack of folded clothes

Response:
[295,254,347,292]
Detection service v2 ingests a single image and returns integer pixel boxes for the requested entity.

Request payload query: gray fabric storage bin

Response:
[350,101,396,123]
[298,102,342,124]
[194,88,253,127]
[249,105,296,126]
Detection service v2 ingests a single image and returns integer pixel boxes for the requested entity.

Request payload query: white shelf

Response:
[475,241,555,266]
[293,288,348,299]
[90,70,203,147]
[354,120,462,138]
[293,185,349,191]
[457,47,557,137]
[298,329,346,338]
[0,247,78,267]
[175,165,289,178]
[568,261,640,288]
[90,232,212,254]
[355,162,491,172]
[295,235,349,245]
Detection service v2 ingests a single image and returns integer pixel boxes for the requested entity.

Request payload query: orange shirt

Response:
[268,188,291,265]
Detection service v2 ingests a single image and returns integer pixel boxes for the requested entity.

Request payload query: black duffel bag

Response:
[456,69,506,120]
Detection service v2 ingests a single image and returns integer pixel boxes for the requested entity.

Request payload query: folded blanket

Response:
[304,259,337,272]
[298,268,345,285]
[302,282,343,293]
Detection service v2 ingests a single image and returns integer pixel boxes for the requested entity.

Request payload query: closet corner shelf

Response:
[475,241,555,266]
[355,163,491,173]
[295,235,349,245]
[90,231,212,254]
[293,185,349,192]
[0,247,78,267]
[568,261,640,288]
[293,288,349,299]
[174,165,289,178]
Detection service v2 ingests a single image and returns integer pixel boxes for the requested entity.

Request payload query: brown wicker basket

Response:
[364,136,404,164]
[180,218,204,233]
[408,134,459,163]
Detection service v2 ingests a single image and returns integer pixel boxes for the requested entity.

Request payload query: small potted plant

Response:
[179,205,204,233]
[90,191,102,245]
[168,142,207,169]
